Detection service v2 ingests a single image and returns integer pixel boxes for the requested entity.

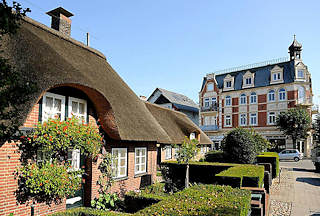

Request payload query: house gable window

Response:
[240,94,246,105]
[279,88,286,101]
[250,92,257,104]
[268,90,275,102]
[135,147,147,174]
[297,70,304,78]
[225,96,232,106]
[242,71,254,88]
[225,115,231,127]
[68,97,87,123]
[165,145,172,160]
[223,74,234,91]
[42,92,66,122]
[270,65,284,84]
[112,148,127,178]
[204,98,209,107]
[250,113,257,126]
[239,114,247,126]
[207,83,214,91]
[268,112,276,125]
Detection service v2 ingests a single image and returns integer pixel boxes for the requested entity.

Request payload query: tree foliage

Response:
[175,136,199,188]
[0,0,36,141]
[250,129,271,153]
[276,108,311,149]
[222,128,257,164]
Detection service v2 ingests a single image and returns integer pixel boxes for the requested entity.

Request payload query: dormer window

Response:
[226,81,232,88]
[242,71,254,88]
[207,83,214,91]
[270,65,284,84]
[223,74,234,91]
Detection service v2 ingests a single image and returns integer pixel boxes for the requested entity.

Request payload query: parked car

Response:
[278,149,303,162]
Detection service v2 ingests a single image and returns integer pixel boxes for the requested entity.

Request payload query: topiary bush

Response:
[50,207,130,216]
[257,152,279,178]
[136,184,251,216]
[204,150,226,162]
[222,128,257,164]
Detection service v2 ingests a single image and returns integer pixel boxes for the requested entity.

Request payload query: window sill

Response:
[134,172,148,178]
[113,176,128,182]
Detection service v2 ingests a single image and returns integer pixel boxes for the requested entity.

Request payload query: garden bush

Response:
[216,165,265,188]
[256,152,279,178]
[135,184,251,216]
[50,207,130,216]
[204,150,226,162]
[161,161,239,191]
[222,128,257,164]
[124,183,168,213]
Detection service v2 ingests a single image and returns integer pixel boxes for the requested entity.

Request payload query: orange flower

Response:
[20,136,25,139]
[50,164,54,167]
[33,135,37,139]
[63,126,67,131]
[40,183,43,186]
[49,139,53,141]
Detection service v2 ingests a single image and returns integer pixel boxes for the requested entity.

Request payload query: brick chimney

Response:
[46,7,73,36]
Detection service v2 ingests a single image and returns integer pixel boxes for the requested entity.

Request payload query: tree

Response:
[276,108,311,149]
[222,128,256,164]
[175,137,199,188]
[250,129,271,153]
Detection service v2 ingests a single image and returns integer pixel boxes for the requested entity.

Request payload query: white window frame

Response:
[67,149,81,171]
[68,97,87,123]
[226,81,232,88]
[250,92,257,104]
[211,97,217,106]
[165,145,172,160]
[240,94,246,105]
[225,115,231,127]
[190,132,196,140]
[42,92,66,123]
[279,88,286,101]
[135,147,147,175]
[225,96,232,106]
[268,90,275,102]
[239,113,247,126]
[250,113,257,126]
[204,98,210,107]
[297,70,304,78]
[246,77,251,85]
[268,112,276,125]
[112,148,127,178]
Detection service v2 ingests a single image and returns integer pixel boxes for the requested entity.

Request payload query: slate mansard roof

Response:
[201,59,296,92]
[1,17,211,145]
[149,88,199,112]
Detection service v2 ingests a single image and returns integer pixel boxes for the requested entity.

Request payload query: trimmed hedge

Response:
[135,184,251,216]
[161,161,240,191]
[216,165,265,188]
[257,152,279,178]
[50,207,130,216]
[204,150,226,162]
[124,183,168,213]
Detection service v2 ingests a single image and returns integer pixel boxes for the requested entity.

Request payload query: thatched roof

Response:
[145,102,212,145]
[1,17,211,145]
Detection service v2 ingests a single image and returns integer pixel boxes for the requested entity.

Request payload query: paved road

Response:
[272,159,320,216]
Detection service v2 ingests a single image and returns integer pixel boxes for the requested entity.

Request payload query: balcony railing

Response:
[201,103,218,112]
[200,125,220,131]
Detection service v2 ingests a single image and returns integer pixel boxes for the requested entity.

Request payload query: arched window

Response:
[240,94,246,105]
[225,96,231,106]
[268,90,275,101]
[279,88,286,101]
[250,92,257,104]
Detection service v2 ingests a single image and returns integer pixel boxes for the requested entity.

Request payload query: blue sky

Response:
[16,0,320,104]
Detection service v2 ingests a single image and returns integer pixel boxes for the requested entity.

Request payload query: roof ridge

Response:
[22,16,106,60]
[144,101,189,117]
[208,57,290,76]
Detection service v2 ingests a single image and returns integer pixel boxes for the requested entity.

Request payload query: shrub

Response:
[222,128,256,164]
[136,184,251,216]
[91,193,121,211]
[50,207,130,216]
[124,183,168,212]
[204,150,225,162]
[216,165,265,187]
[18,160,83,204]
[161,161,239,192]
[257,152,279,178]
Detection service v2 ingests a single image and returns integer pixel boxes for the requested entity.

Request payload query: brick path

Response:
[270,161,320,216]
